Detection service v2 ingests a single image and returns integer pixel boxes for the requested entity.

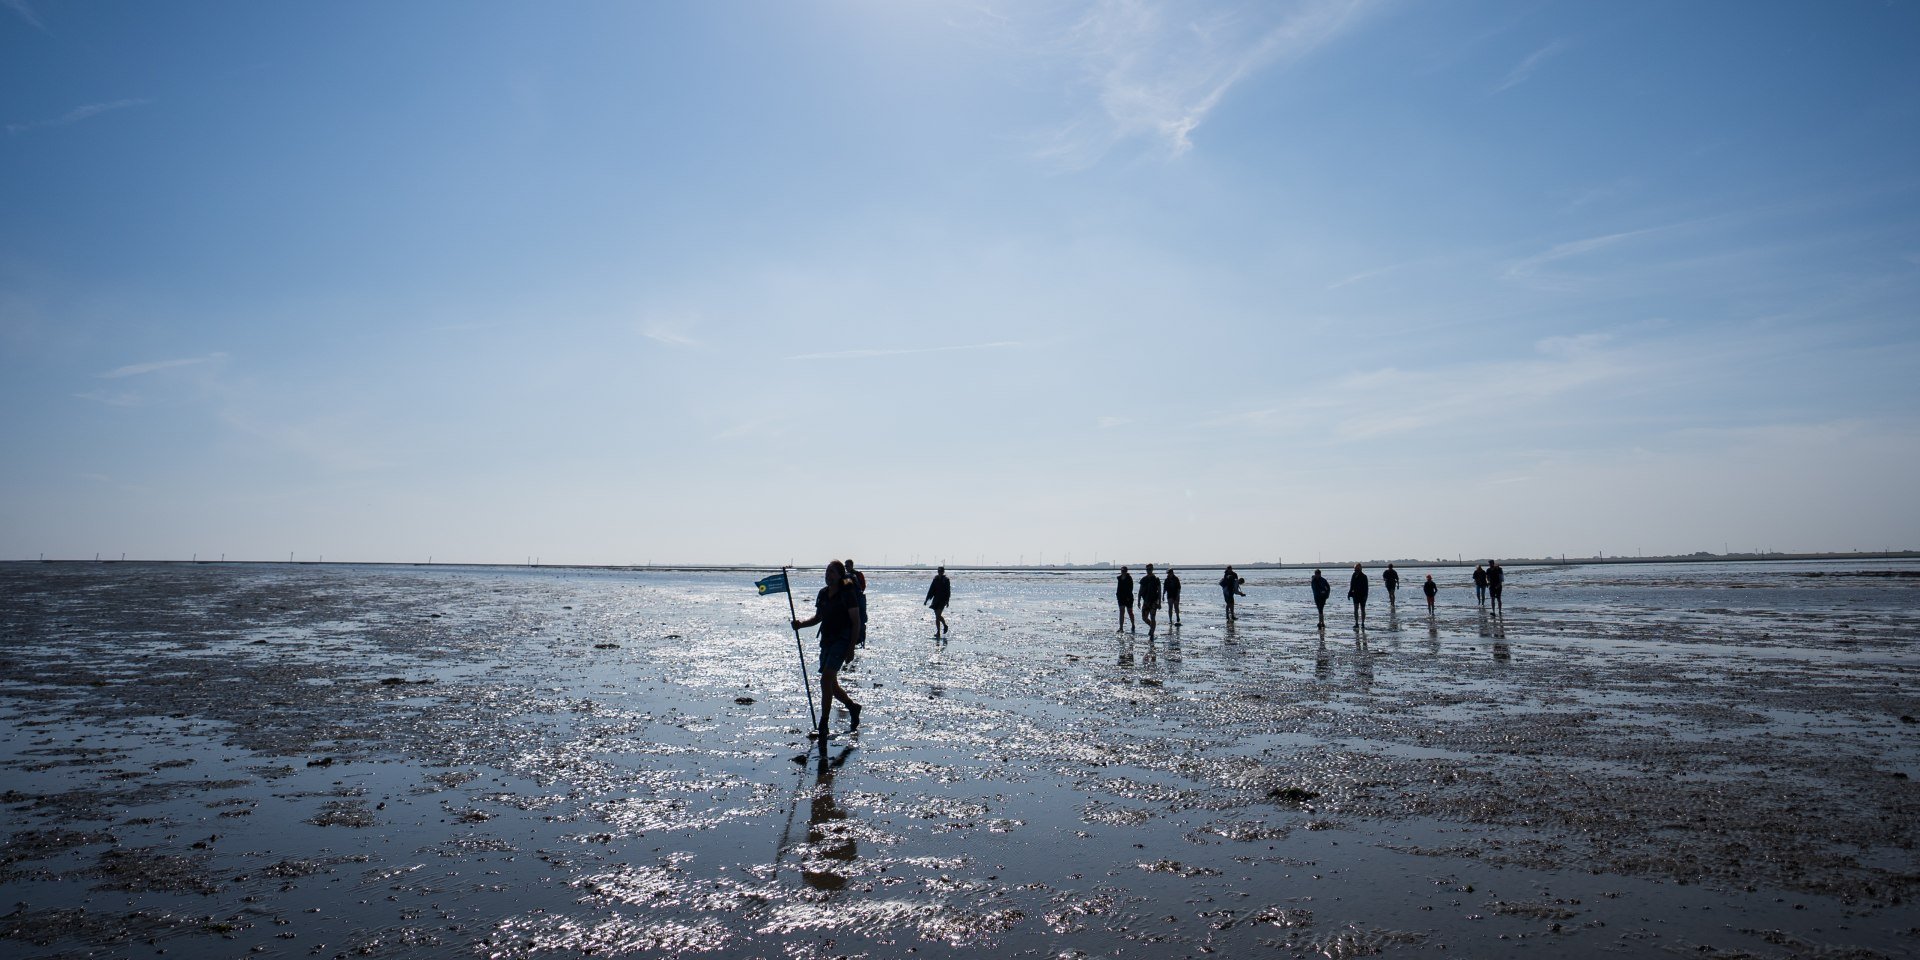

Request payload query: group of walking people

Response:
[1112,565,1248,637]
[791,558,1510,737]
[1311,560,1505,626]
[1111,560,1508,632]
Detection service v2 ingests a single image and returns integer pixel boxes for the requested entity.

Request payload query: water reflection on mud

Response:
[2,560,1918,958]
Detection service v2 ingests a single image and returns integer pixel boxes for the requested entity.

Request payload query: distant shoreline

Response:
[8,550,1919,574]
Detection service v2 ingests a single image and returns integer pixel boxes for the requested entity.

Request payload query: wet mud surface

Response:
[2,560,1917,958]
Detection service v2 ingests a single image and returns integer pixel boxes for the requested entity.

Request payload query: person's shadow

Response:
[802,744,859,892]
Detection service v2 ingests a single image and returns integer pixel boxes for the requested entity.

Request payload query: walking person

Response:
[1383,563,1401,606]
[1310,569,1331,628]
[1140,564,1163,639]
[844,559,869,648]
[1472,563,1488,605]
[790,560,864,738]
[1220,566,1245,621]
[1348,563,1369,626]
[1422,574,1437,614]
[924,566,951,637]
[1487,560,1505,615]
[1164,567,1182,626]
[1116,566,1136,632]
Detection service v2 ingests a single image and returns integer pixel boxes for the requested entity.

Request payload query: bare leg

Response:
[821,669,861,730]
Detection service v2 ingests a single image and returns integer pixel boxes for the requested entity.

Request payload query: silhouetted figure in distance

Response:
[924,566,951,637]
[844,559,868,649]
[1487,559,1505,615]
[1422,573,1437,614]
[1220,566,1245,621]
[1472,563,1488,605]
[1348,563,1369,626]
[1140,564,1162,638]
[1164,568,1182,626]
[1383,563,1400,606]
[1310,569,1331,628]
[1116,566,1136,632]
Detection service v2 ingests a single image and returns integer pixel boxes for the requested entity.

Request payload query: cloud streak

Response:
[1036,0,1372,168]
[641,324,699,347]
[1493,39,1565,93]
[1501,220,1704,289]
[785,340,1022,361]
[99,353,227,379]
[2,0,42,29]
[1279,334,1632,442]
[7,98,150,135]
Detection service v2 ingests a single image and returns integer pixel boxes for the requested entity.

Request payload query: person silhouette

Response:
[1422,573,1437,614]
[1310,569,1331,628]
[1140,564,1163,639]
[1220,566,1245,621]
[924,566,951,637]
[790,561,865,739]
[1164,568,1182,626]
[1347,563,1369,626]
[1383,563,1401,606]
[1116,566,1136,632]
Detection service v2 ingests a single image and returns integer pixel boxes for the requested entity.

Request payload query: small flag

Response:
[755,572,789,596]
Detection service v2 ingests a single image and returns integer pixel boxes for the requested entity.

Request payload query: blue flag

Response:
[755,572,789,596]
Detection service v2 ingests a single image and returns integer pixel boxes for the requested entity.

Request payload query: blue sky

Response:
[4,0,1918,565]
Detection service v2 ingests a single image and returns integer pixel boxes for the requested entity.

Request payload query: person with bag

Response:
[791,560,865,738]
[1220,566,1245,621]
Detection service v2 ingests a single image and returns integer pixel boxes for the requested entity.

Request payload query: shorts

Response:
[1142,597,1160,612]
[1117,595,1133,607]
[930,601,948,612]
[819,639,856,674]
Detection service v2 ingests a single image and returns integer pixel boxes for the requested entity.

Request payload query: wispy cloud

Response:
[1327,261,1406,290]
[1036,0,1372,169]
[2,0,43,30]
[99,352,227,379]
[1493,39,1565,93]
[7,98,151,136]
[1317,338,1627,440]
[1097,415,1131,428]
[1502,221,1698,290]
[641,324,699,348]
[1534,332,1611,357]
[73,390,148,408]
[785,340,1022,361]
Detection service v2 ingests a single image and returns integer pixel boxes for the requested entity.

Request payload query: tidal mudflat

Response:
[2,560,1916,959]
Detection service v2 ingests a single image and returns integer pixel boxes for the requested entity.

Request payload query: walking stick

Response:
[782,566,819,734]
